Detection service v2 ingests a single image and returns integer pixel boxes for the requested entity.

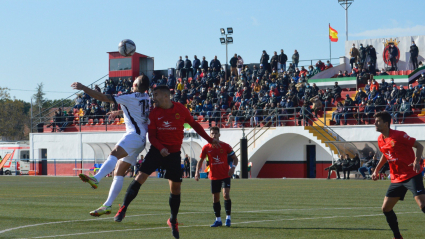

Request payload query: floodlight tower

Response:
[338,0,354,41]
[220,27,233,80]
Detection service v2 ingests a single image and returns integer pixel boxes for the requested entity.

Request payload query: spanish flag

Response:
[329,24,338,42]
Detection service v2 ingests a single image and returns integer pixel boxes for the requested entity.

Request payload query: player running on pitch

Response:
[195,126,238,227]
[371,111,424,239]
[71,75,150,217]
[114,85,220,239]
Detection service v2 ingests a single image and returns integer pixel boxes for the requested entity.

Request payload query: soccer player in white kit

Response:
[71,75,150,216]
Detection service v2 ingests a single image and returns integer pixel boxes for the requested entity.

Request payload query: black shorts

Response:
[211,177,231,194]
[386,173,425,200]
[139,146,182,182]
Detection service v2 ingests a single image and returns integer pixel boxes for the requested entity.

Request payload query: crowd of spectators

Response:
[56,49,425,131]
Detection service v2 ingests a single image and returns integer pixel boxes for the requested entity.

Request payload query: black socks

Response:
[224,199,231,216]
[422,207,425,214]
[123,180,141,208]
[169,193,181,224]
[384,210,401,238]
[213,202,221,217]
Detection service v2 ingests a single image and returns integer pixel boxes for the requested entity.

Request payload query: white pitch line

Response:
[0,206,380,235]
[29,211,421,239]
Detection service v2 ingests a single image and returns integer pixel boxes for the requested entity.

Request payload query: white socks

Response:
[104,176,124,207]
[216,217,221,222]
[94,155,118,182]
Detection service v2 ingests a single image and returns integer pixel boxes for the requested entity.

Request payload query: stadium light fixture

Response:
[227,27,233,35]
[220,38,226,44]
[220,27,234,82]
[338,0,354,41]
[220,28,225,35]
[226,37,233,44]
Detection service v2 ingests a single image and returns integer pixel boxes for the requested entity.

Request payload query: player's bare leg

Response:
[223,187,231,226]
[415,194,425,215]
[90,160,131,216]
[168,180,181,238]
[382,197,402,239]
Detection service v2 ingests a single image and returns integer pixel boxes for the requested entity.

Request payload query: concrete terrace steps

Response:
[304,126,339,155]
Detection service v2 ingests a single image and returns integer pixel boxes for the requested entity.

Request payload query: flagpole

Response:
[329,23,331,63]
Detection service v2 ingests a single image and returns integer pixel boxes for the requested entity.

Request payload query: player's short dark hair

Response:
[153,85,171,95]
[135,75,149,92]
[210,126,220,133]
[374,111,391,128]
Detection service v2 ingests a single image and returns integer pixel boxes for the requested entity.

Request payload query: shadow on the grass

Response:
[233,227,388,231]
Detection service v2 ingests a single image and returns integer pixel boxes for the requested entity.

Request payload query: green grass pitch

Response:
[0,176,423,238]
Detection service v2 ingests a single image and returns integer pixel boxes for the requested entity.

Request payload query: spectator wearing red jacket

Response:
[324,61,333,70]
[316,60,325,71]
[269,86,279,97]
[371,79,379,92]
[299,66,308,77]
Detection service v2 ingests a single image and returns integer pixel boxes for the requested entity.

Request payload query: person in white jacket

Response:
[237,55,244,77]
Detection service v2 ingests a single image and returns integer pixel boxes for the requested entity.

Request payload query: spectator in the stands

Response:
[368,45,377,66]
[260,50,270,71]
[389,44,398,71]
[270,51,279,72]
[183,55,192,79]
[384,99,393,113]
[409,41,420,69]
[74,95,84,109]
[200,56,208,72]
[342,94,354,125]
[192,55,200,77]
[354,100,366,124]
[380,69,389,76]
[367,61,375,75]
[380,79,388,91]
[176,56,184,79]
[358,152,378,179]
[355,88,367,104]
[210,56,222,73]
[207,104,221,127]
[167,74,176,90]
[292,50,299,67]
[398,85,406,101]
[394,97,411,124]
[313,65,321,75]
[331,102,344,125]
[229,53,238,77]
[310,95,322,118]
[321,88,333,111]
[349,69,358,77]
[337,70,344,78]
[417,72,425,86]
[332,82,342,103]
[375,94,385,112]
[343,70,350,77]
[325,60,333,70]
[359,43,367,65]
[364,100,375,124]
[237,55,244,76]
[349,44,359,69]
[368,87,379,102]
[316,60,325,71]
[279,49,288,72]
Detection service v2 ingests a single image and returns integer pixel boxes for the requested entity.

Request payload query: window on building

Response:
[110,58,132,71]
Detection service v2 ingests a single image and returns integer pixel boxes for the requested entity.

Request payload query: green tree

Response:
[0,88,30,140]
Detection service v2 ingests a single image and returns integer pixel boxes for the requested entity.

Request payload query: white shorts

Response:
[117,132,146,166]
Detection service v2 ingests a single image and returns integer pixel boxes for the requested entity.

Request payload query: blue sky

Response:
[1,0,425,102]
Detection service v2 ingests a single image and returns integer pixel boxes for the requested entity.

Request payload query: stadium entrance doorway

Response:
[306,145,316,178]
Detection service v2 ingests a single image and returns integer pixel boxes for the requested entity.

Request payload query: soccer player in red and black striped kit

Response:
[372,112,424,239]
[195,126,238,227]
[114,86,220,239]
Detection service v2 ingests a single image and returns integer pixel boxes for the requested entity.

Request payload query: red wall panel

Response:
[257,161,333,179]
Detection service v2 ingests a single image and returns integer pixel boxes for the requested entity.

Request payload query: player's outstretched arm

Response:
[188,121,215,144]
[371,154,387,181]
[408,141,424,173]
[71,82,114,103]
[195,158,205,181]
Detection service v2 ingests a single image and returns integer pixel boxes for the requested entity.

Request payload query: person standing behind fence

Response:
[410,41,419,70]
[292,50,299,68]
[229,54,238,77]
[176,56,184,79]
[279,49,288,72]
[237,55,244,77]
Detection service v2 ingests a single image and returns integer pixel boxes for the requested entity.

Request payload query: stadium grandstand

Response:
[24,35,425,179]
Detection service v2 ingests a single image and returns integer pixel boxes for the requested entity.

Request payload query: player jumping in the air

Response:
[114,86,220,239]
[371,111,424,239]
[195,126,238,227]
[71,75,150,217]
